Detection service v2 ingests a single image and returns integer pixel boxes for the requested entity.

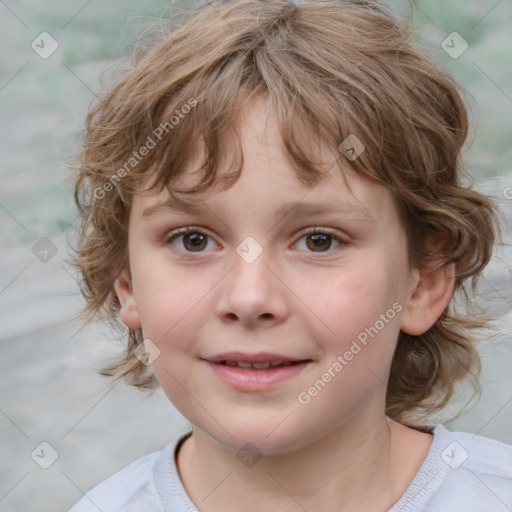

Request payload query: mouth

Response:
[202,353,313,391]
[216,360,308,369]
[203,351,312,366]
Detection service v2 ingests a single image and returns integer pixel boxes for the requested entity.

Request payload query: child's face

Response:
[117,96,421,453]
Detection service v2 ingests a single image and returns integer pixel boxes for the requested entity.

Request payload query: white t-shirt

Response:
[68,423,512,511]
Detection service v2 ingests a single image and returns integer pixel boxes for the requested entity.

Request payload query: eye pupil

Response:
[170,229,340,254]
[306,233,331,252]
[184,233,207,251]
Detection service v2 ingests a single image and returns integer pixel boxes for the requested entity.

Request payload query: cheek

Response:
[321,264,395,333]
[298,271,403,419]
[133,267,220,370]
[144,297,210,410]
[132,257,214,341]
[315,262,404,372]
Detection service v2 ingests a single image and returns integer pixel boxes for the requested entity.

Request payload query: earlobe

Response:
[114,267,142,330]
[400,263,455,336]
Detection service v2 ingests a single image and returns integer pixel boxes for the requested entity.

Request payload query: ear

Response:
[114,267,142,330]
[400,262,455,336]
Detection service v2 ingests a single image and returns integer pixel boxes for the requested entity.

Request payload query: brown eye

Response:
[295,228,345,254]
[182,232,208,251]
[305,233,333,252]
[164,227,346,255]
[165,228,215,253]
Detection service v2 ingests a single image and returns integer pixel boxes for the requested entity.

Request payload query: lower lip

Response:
[205,361,311,391]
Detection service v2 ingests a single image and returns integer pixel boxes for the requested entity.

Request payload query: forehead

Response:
[132,168,402,246]
[131,96,402,231]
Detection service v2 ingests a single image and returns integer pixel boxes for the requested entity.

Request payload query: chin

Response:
[196,416,317,457]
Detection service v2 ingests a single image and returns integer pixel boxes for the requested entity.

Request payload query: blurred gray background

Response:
[0,1,511,511]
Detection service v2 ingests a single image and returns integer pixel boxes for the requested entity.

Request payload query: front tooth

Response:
[236,361,253,368]
[252,362,271,369]
[225,360,238,367]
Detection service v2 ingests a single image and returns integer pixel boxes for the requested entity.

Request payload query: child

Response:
[68,0,512,510]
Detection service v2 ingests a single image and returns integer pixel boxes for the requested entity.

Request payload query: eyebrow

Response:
[142,196,373,224]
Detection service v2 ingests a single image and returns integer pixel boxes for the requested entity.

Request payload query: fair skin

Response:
[115,95,454,512]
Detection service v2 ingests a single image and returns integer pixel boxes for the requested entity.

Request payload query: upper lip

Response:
[203,352,311,364]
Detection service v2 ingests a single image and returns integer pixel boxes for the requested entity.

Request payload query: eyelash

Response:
[163,226,347,255]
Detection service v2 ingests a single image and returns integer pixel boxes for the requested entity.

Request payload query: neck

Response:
[176,413,420,512]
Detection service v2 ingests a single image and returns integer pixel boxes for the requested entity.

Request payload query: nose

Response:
[214,244,289,328]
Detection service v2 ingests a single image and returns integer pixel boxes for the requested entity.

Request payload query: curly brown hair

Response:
[70,0,503,427]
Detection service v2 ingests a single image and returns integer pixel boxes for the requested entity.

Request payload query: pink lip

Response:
[204,351,308,364]
[204,360,312,392]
